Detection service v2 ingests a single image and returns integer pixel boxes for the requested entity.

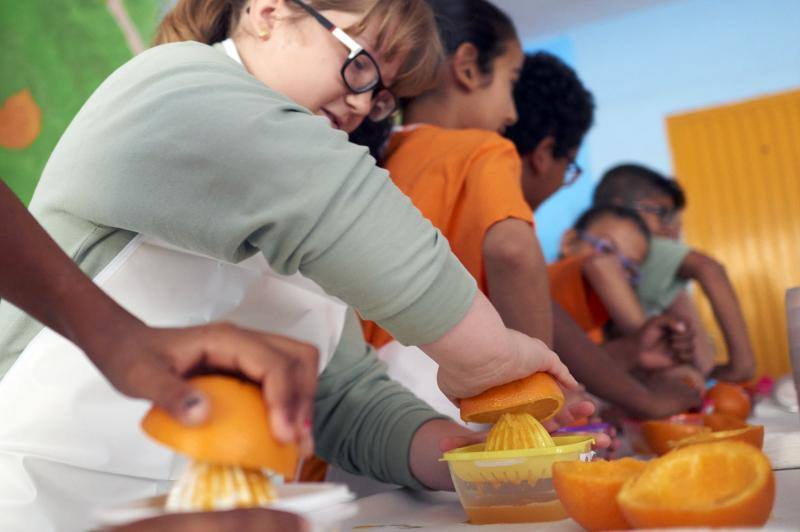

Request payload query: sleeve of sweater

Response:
[313,309,447,488]
[43,42,476,346]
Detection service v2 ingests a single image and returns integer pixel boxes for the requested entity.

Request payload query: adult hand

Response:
[438,398,612,453]
[92,322,319,456]
[436,329,577,403]
[109,508,309,532]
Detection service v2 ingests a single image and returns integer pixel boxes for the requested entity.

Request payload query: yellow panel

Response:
[667,89,800,378]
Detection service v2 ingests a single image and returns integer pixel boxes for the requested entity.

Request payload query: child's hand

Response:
[636,315,695,370]
[436,328,578,401]
[96,322,319,456]
[638,381,703,419]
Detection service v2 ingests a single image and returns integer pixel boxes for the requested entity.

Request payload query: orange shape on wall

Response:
[0,89,42,150]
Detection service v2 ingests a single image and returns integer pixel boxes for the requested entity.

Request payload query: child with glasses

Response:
[500,56,703,424]
[552,206,652,343]
[353,3,700,432]
[594,164,756,383]
[552,207,706,393]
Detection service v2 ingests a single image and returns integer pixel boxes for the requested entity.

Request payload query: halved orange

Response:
[553,458,646,531]
[141,375,299,478]
[618,441,775,528]
[707,382,751,420]
[703,412,748,432]
[460,372,564,424]
[641,419,711,456]
[674,424,764,450]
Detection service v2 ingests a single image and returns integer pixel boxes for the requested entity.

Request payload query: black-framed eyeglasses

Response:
[630,203,679,226]
[564,157,583,187]
[289,0,397,121]
[579,232,642,286]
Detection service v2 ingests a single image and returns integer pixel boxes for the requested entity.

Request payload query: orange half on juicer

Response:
[443,373,594,525]
[141,375,299,512]
[460,372,565,425]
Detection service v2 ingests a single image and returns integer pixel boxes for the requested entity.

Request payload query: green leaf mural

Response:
[0,0,166,204]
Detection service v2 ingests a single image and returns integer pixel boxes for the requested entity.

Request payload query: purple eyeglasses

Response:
[579,232,642,286]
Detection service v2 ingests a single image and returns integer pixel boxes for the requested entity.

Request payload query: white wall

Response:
[523,0,800,260]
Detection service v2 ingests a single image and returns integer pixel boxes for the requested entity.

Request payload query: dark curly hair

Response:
[594,163,687,209]
[504,52,595,158]
[574,205,651,242]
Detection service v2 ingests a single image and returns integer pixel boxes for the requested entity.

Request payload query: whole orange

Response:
[618,441,775,528]
[641,420,711,456]
[141,375,299,478]
[706,382,751,420]
[553,458,646,530]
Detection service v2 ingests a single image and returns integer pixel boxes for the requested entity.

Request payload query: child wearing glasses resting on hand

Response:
[552,206,651,344]
[594,164,756,383]
[552,206,707,392]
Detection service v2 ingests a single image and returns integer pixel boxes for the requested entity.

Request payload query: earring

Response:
[258,26,270,40]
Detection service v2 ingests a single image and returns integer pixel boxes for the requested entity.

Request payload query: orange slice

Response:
[460,373,564,424]
[553,458,646,531]
[618,441,775,528]
[674,424,764,450]
[141,375,298,478]
[641,419,711,456]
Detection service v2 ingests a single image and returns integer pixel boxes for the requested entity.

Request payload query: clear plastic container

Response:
[441,435,594,524]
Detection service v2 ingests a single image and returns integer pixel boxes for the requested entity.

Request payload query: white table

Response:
[343,400,800,531]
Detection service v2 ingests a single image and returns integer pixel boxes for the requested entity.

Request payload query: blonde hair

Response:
[154,0,443,98]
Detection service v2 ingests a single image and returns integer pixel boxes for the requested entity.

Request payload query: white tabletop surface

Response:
[343,400,800,531]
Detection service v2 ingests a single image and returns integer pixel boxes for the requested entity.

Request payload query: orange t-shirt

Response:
[362,125,534,348]
[547,255,610,344]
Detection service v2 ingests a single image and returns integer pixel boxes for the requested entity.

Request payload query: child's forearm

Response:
[679,251,755,381]
[483,219,554,347]
[554,304,702,418]
[582,255,646,335]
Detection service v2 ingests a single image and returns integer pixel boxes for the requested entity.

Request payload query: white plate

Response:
[93,482,356,529]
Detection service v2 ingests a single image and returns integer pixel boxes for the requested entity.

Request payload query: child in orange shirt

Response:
[551,206,651,343]
[362,0,550,352]
[356,22,701,421]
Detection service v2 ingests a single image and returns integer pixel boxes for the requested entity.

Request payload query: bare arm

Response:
[0,181,319,449]
[483,218,554,347]
[423,291,576,401]
[678,251,756,382]
[582,254,647,335]
[666,290,716,375]
[553,303,702,419]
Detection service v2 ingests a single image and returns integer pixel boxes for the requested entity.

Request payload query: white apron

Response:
[0,235,347,532]
[376,341,487,431]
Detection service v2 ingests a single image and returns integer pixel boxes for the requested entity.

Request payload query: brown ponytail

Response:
[154,0,247,45]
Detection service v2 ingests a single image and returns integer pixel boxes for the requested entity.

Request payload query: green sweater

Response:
[0,42,476,488]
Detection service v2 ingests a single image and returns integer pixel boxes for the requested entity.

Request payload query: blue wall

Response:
[524,0,800,260]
